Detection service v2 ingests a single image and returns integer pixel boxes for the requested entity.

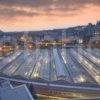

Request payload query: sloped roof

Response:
[0,81,34,100]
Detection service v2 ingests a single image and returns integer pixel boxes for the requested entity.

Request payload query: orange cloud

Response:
[0,0,100,31]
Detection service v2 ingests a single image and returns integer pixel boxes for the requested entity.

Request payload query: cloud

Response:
[0,0,53,8]
[0,0,100,8]
[0,7,74,18]
[0,0,100,18]
[0,8,40,18]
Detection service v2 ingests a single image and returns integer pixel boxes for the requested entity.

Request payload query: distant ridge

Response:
[0,30,5,38]
[1,20,100,37]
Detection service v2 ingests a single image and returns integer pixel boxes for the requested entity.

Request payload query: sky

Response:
[0,0,100,32]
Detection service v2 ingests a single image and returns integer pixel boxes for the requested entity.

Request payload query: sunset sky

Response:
[0,0,100,32]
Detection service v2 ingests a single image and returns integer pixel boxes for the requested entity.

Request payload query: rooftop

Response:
[0,80,34,100]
